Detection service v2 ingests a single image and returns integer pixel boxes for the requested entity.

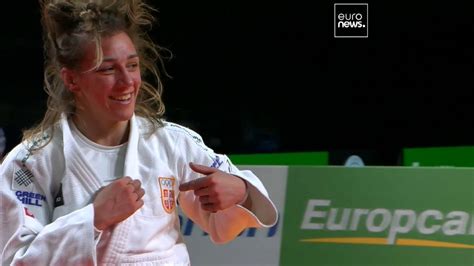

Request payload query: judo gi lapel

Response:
[106,115,140,257]
[60,114,102,194]
[123,114,140,179]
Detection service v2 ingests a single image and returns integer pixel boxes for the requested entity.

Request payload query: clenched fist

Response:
[93,176,145,230]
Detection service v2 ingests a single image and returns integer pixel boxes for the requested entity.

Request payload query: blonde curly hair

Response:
[23,0,169,149]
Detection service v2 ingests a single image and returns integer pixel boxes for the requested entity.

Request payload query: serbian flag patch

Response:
[158,177,176,213]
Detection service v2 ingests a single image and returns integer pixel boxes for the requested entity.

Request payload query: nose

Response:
[118,68,133,86]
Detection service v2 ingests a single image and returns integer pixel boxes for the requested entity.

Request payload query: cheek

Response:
[134,75,142,90]
[80,79,114,99]
[82,77,112,89]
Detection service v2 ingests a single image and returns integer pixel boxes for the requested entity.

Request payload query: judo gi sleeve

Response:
[176,133,278,244]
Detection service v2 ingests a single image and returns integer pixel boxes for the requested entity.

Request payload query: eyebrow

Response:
[102,54,139,62]
[83,54,139,73]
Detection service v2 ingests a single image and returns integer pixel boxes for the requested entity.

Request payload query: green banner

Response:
[403,146,474,167]
[280,167,474,266]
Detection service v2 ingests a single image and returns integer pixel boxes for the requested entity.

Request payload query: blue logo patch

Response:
[210,155,224,168]
[16,191,46,207]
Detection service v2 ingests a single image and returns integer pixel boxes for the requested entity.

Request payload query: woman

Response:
[0,0,277,265]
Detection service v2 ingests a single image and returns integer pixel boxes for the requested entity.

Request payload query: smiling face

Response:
[66,31,142,128]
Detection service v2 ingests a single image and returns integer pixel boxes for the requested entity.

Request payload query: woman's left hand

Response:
[179,162,248,212]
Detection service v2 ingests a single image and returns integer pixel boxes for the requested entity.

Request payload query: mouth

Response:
[110,93,133,103]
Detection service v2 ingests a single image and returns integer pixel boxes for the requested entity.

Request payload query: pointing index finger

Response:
[189,162,219,175]
[179,177,209,192]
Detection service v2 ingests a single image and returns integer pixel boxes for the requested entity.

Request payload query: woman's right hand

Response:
[93,176,145,230]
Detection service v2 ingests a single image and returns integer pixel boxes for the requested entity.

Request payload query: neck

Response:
[72,114,130,146]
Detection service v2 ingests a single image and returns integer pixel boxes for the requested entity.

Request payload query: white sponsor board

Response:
[181,165,287,266]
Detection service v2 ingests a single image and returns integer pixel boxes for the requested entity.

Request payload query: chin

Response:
[114,110,135,122]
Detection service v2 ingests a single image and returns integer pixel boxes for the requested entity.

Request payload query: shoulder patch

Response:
[210,155,224,168]
[12,166,35,190]
[11,133,53,191]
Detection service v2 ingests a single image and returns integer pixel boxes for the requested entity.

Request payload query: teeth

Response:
[111,93,132,101]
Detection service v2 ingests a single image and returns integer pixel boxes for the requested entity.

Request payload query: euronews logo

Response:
[300,199,474,249]
[334,3,368,38]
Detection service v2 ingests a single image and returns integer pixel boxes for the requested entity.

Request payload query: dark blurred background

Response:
[1,1,473,165]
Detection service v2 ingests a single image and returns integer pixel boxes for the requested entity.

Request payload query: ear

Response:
[60,67,80,92]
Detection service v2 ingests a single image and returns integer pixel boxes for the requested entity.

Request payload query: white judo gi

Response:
[0,114,278,265]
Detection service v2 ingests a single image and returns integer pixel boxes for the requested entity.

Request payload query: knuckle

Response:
[118,181,129,189]
[208,177,217,185]
[127,192,137,202]
[125,185,134,193]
